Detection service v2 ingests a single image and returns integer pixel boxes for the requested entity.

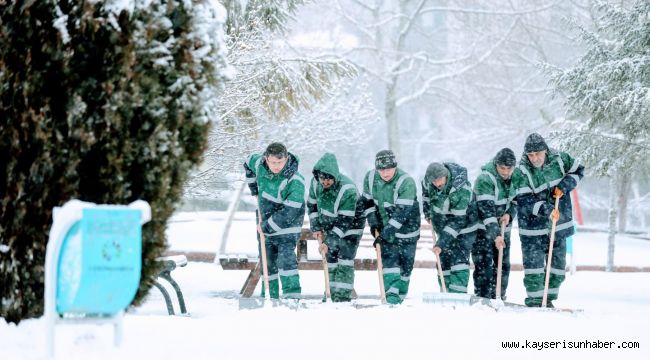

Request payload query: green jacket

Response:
[511,149,584,239]
[361,168,420,242]
[473,160,517,241]
[243,152,305,237]
[308,153,364,244]
[422,163,478,250]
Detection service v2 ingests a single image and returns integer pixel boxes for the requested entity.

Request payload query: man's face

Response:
[265,155,288,174]
[432,176,447,190]
[318,173,335,189]
[526,150,546,168]
[496,164,514,180]
[378,168,396,182]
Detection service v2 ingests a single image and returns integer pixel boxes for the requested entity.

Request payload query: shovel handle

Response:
[257,207,271,300]
[542,196,561,307]
[374,230,387,304]
[496,221,506,299]
[435,252,447,293]
[320,235,331,301]
[432,229,447,293]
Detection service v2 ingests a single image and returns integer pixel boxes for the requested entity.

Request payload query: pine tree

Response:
[549,0,649,176]
[0,0,228,323]
[547,0,649,270]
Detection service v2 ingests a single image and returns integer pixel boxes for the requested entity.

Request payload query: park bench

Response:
[218,223,437,297]
[154,255,189,315]
[216,185,437,297]
[44,199,151,357]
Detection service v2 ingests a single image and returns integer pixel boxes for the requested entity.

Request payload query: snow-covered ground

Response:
[2,212,649,359]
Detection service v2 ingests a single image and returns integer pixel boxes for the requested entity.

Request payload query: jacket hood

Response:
[424,162,467,194]
[482,160,513,183]
[446,162,469,190]
[313,152,341,181]
[481,160,498,176]
[278,152,299,179]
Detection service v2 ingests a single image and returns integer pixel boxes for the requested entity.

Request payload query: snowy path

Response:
[4,263,648,360]
[2,211,649,359]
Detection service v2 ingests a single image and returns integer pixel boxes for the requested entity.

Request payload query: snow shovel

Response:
[423,228,474,306]
[238,208,305,310]
[495,221,506,300]
[257,211,272,302]
[374,230,387,304]
[542,195,561,308]
[238,208,273,310]
[319,234,332,302]
[432,230,447,293]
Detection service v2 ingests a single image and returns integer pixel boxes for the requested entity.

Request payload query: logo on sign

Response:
[102,240,122,261]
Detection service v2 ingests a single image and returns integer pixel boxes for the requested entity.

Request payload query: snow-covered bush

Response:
[0,0,229,323]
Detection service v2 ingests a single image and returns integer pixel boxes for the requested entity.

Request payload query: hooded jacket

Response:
[361,168,420,242]
[512,149,584,239]
[308,153,365,244]
[473,160,517,241]
[244,152,306,237]
[422,162,478,250]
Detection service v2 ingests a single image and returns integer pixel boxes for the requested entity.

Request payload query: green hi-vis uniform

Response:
[472,160,517,299]
[361,168,420,304]
[512,149,584,306]
[244,152,305,299]
[422,163,479,294]
[308,153,365,302]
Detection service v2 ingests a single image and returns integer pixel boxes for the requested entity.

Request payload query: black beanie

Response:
[375,150,397,170]
[494,148,516,166]
[425,162,448,181]
[524,133,548,153]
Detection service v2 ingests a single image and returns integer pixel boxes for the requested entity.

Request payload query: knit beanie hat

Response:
[375,150,397,170]
[524,133,548,153]
[494,148,516,166]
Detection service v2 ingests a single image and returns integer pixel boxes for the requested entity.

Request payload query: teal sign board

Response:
[56,208,142,314]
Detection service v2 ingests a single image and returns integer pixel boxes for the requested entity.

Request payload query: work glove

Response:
[373,235,383,248]
[370,225,383,238]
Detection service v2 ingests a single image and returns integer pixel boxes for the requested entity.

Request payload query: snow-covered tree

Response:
[183,0,378,199]
[0,0,229,323]
[548,0,650,270]
[293,0,592,176]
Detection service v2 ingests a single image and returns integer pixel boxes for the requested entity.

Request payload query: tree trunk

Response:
[385,82,401,158]
[617,172,631,233]
[606,176,617,272]
[632,182,645,229]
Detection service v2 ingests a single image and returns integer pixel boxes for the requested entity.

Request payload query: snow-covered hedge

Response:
[0,0,228,323]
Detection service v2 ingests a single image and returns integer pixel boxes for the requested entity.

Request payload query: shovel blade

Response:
[238,298,306,310]
[422,292,473,305]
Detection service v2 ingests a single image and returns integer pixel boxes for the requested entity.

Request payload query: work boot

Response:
[546,301,554,308]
